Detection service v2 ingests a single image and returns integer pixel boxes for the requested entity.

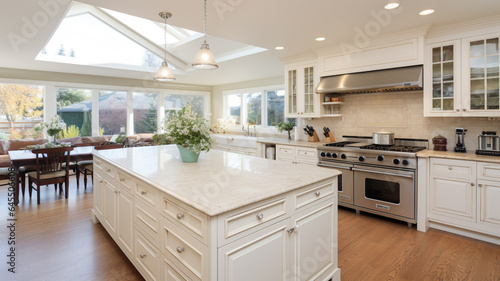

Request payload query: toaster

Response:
[478,131,500,151]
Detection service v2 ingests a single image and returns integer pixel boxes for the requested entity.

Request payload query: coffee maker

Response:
[454,128,467,153]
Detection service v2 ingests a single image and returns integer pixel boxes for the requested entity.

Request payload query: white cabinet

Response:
[424,33,500,116]
[93,173,104,219]
[276,144,318,165]
[103,180,118,235]
[428,158,500,238]
[285,63,320,118]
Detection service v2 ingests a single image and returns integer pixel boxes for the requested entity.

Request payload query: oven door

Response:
[353,166,415,220]
[318,162,354,205]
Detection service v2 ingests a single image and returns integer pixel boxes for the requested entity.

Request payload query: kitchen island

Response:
[91,145,341,281]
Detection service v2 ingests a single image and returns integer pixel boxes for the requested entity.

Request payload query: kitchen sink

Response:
[212,134,257,148]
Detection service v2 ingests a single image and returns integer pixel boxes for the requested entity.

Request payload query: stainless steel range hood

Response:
[316,65,423,94]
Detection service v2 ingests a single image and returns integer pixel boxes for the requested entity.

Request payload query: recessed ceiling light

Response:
[275,46,284,50]
[316,37,326,41]
[419,9,434,15]
[384,0,399,10]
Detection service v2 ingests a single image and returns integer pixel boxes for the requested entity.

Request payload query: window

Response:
[164,93,207,119]
[0,83,43,140]
[99,91,127,135]
[224,86,293,127]
[133,92,158,134]
[57,88,93,137]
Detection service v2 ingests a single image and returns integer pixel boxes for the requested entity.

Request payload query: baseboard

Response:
[429,222,500,245]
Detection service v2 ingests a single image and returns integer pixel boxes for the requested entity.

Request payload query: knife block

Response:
[308,131,320,142]
[324,132,336,143]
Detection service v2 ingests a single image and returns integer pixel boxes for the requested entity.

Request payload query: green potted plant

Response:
[277,121,295,140]
[163,104,214,163]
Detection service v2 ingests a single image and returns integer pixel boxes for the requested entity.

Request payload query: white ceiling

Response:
[1,0,500,86]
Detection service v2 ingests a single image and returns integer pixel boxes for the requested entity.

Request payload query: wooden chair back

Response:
[94,144,124,150]
[32,147,74,177]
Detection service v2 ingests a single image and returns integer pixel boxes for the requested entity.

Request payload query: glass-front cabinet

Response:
[463,35,500,116]
[424,40,461,116]
[425,33,500,117]
[285,63,320,118]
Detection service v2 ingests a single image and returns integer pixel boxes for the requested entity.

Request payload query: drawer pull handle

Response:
[99,180,103,183]
[176,247,184,253]
[140,191,147,195]
[106,168,111,172]
[287,227,296,234]
[471,183,475,186]
[448,166,453,170]
[256,213,264,220]
[119,178,125,182]
[314,191,321,197]
[140,254,146,259]
[176,214,184,220]
[478,184,483,188]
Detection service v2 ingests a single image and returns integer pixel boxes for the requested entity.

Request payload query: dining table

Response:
[9,146,94,205]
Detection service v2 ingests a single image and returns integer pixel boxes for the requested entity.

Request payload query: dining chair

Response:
[27,147,74,205]
[76,144,124,189]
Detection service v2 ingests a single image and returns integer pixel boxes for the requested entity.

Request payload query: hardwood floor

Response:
[0,177,499,281]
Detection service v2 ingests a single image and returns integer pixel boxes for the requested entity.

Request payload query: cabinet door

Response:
[478,180,500,227]
[103,180,117,235]
[462,34,500,116]
[287,68,299,116]
[303,66,316,116]
[429,159,476,222]
[290,200,337,281]
[93,173,104,219]
[117,189,134,257]
[218,220,291,281]
[424,40,462,116]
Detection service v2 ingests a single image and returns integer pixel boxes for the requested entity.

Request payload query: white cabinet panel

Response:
[93,173,104,219]
[430,177,475,221]
[478,180,500,226]
[104,180,117,235]
[218,221,290,281]
[117,190,134,256]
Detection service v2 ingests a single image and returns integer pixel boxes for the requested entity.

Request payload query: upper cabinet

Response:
[285,62,320,118]
[424,32,500,117]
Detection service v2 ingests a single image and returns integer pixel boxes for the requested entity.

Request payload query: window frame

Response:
[223,84,284,129]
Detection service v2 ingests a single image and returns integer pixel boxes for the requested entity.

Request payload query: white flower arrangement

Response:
[210,116,235,134]
[35,115,66,137]
[163,104,214,154]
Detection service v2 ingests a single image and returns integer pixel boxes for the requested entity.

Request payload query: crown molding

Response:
[426,14,500,44]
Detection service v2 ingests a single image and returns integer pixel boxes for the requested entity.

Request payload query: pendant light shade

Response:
[155,12,175,81]
[192,0,218,69]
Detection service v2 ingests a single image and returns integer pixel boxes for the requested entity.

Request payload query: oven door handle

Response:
[317,162,352,170]
[352,167,414,179]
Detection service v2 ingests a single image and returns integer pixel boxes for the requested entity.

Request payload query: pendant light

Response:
[192,0,218,69]
[154,12,175,81]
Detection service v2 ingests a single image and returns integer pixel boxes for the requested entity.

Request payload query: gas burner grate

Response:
[324,141,358,147]
[360,144,426,153]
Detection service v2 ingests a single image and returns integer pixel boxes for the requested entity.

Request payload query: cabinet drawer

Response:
[218,197,288,245]
[135,181,159,209]
[161,197,209,245]
[115,170,134,193]
[162,257,190,281]
[135,199,160,244]
[477,162,500,181]
[277,145,296,157]
[296,147,317,159]
[277,156,295,163]
[160,217,207,281]
[294,182,335,210]
[431,158,475,180]
[135,230,160,281]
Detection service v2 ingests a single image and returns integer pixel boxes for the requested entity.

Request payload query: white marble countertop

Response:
[256,138,328,148]
[417,149,500,164]
[93,145,340,216]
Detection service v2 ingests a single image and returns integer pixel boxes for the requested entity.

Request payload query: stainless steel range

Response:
[317,136,428,227]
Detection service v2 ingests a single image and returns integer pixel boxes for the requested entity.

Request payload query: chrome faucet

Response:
[242,125,249,136]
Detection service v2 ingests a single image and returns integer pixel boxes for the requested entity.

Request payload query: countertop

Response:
[93,145,340,216]
[417,150,500,164]
[256,138,328,148]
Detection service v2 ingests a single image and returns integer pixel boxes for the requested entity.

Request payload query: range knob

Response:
[326,152,332,158]
[402,159,410,166]
[393,158,400,165]
[358,156,365,161]
[332,153,338,158]
[320,152,326,157]
[341,154,347,159]
[377,155,384,161]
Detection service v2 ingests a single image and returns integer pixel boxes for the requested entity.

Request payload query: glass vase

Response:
[176,145,200,163]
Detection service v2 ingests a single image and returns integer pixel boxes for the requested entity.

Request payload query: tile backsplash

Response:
[304,91,500,152]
